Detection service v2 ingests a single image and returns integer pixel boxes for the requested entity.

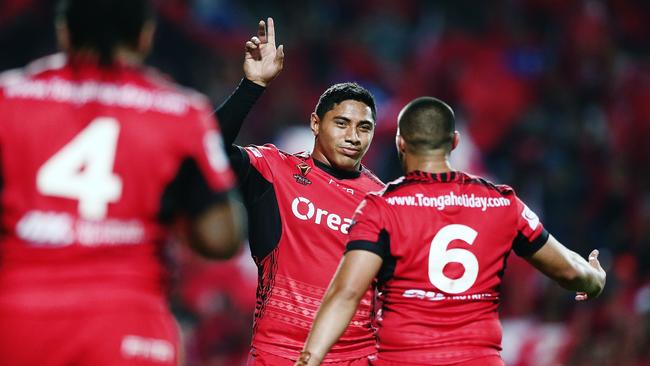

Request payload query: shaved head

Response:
[397,97,455,154]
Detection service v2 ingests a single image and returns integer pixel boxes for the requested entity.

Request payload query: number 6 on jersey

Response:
[37,117,123,220]
[428,224,479,294]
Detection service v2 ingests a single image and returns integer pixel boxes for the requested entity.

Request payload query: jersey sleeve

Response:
[160,109,236,220]
[346,194,390,259]
[511,197,549,257]
[241,144,280,182]
[191,111,236,192]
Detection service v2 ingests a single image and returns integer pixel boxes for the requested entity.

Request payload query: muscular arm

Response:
[525,234,606,300]
[296,250,383,366]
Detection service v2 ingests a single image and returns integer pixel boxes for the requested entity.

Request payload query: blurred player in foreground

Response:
[215,18,384,365]
[0,0,245,365]
[295,97,606,366]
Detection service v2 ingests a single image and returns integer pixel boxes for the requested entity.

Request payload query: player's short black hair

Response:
[56,0,155,65]
[315,82,377,122]
[398,97,455,153]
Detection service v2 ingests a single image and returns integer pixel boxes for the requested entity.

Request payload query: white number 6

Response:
[428,224,479,294]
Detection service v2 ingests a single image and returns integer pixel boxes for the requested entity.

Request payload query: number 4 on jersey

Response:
[37,117,123,220]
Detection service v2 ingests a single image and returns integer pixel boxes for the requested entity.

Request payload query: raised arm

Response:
[295,250,383,366]
[215,17,284,147]
[525,234,606,300]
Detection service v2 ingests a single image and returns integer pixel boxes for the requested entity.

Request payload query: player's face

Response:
[310,100,375,171]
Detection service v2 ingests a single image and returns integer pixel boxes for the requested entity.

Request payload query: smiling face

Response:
[310,100,375,171]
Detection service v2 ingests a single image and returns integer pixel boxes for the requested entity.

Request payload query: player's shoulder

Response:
[380,175,417,196]
[0,54,66,88]
[243,143,307,162]
[460,172,515,196]
[359,165,385,189]
[140,66,213,113]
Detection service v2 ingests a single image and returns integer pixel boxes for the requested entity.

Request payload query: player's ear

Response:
[138,21,156,56]
[56,21,71,52]
[310,112,320,137]
[451,131,460,151]
[396,134,406,154]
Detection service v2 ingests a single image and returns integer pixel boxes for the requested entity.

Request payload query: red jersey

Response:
[347,171,549,365]
[0,54,235,312]
[236,143,384,361]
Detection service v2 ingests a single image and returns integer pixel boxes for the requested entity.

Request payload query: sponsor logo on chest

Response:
[293,162,312,185]
[290,196,353,234]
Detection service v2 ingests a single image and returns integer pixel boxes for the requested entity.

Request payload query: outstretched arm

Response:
[525,234,606,300]
[216,17,284,147]
[295,250,383,366]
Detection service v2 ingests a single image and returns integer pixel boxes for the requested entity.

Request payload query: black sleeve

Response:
[158,158,229,223]
[346,230,396,287]
[512,228,550,257]
[215,78,266,147]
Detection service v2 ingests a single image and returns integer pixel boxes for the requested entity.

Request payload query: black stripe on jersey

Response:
[512,228,550,257]
[461,175,515,196]
[346,230,396,286]
[252,246,279,337]
[159,157,229,223]
[346,240,386,258]
[232,147,283,261]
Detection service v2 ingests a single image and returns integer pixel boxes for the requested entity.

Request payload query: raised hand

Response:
[244,17,284,87]
[575,249,606,301]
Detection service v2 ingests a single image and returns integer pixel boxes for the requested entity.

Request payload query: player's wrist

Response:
[245,76,268,88]
[296,350,322,366]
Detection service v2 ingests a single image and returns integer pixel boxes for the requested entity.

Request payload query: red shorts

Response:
[370,355,504,366]
[247,348,372,366]
[0,307,180,366]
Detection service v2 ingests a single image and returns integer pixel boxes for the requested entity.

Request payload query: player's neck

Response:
[67,48,144,67]
[403,152,453,175]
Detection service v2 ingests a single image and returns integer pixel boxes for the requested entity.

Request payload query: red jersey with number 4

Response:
[347,171,549,365]
[0,54,235,312]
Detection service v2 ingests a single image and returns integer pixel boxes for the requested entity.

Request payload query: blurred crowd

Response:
[1,0,649,365]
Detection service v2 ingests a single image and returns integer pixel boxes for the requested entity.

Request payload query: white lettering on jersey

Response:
[121,335,174,363]
[328,179,355,195]
[2,77,189,115]
[522,204,540,230]
[16,210,145,247]
[290,196,353,234]
[402,289,496,302]
[385,191,511,211]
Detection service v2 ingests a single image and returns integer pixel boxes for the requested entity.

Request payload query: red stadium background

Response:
[1,0,649,365]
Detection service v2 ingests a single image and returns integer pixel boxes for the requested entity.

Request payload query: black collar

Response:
[312,158,361,180]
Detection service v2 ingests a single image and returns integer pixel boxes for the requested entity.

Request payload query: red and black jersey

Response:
[0,54,235,312]
[347,171,548,365]
[234,143,384,362]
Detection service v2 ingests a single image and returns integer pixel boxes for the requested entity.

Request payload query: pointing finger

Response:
[267,17,276,47]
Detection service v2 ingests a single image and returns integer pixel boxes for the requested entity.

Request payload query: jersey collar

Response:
[312,158,362,180]
[406,170,460,183]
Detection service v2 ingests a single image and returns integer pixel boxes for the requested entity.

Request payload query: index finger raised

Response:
[266,17,276,47]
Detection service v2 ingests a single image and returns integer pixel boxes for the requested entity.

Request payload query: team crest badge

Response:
[293,162,312,185]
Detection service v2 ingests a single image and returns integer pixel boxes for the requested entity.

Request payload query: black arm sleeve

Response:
[215,78,266,147]
[159,158,230,223]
